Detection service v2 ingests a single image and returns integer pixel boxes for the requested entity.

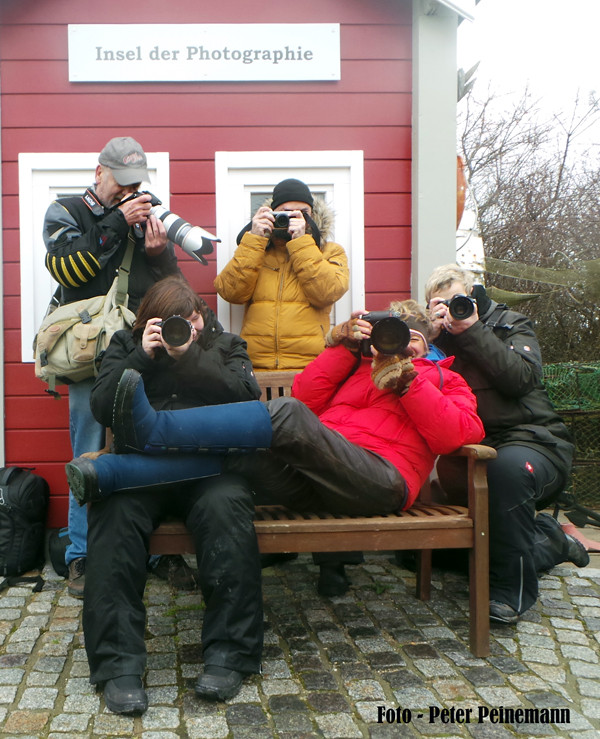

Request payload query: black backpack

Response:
[0,467,49,579]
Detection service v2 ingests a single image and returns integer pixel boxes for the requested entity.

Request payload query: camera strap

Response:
[485,305,514,331]
[114,241,135,307]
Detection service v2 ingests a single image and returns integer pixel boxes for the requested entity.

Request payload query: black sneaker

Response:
[67,557,86,599]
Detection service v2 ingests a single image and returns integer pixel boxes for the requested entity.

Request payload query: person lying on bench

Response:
[67,302,485,581]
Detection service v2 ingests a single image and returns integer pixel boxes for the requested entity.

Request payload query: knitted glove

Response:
[325,319,363,350]
[371,353,417,394]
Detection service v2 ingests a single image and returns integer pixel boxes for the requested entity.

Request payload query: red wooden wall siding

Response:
[0,0,412,526]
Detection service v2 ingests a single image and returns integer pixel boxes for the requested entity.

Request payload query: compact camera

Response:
[360,311,410,357]
[271,211,292,229]
[157,315,193,347]
[442,294,476,321]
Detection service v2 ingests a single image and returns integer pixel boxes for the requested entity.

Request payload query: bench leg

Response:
[416,550,432,601]
[468,458,490,657]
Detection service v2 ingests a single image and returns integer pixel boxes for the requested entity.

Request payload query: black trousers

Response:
[83,473,263,684]
[227,396,407,516]
[440,444,565,614]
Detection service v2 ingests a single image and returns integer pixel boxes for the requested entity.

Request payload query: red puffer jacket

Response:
[292,345,485,508]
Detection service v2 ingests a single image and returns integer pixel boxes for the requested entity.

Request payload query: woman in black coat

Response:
[82,275,263,714]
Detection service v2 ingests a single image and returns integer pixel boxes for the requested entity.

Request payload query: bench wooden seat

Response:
[149,370,495,657]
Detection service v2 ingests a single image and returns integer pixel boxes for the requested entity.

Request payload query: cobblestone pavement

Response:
[1,545,600,739]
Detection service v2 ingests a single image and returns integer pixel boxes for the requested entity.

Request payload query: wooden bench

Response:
[149,370,495,657]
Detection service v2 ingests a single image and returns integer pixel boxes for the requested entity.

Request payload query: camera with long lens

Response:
[442,294,476,321]
[131,191,220,266]
[157,315,192,347]
[360,311,411,357]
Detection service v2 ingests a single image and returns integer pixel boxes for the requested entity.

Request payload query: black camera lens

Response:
[360,312,411,357]
[273,212,290,229]
[448,295,475,320]
[370,317,411,355]
[160,315,192,347]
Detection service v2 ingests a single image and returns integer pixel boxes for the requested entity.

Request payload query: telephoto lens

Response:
[159,315,192,347]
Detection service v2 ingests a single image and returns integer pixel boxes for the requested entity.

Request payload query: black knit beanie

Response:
[271,178,314,210]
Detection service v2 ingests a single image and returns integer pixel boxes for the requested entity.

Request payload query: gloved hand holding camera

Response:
[325,310,373,351]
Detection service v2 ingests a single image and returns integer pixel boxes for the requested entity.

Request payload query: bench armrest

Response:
[446,444,497,461]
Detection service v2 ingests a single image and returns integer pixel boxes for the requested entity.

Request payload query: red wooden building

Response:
[0,0,474,526]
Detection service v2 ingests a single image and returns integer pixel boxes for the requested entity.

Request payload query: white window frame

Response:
[18,152,170,363]
[214,150,365,333]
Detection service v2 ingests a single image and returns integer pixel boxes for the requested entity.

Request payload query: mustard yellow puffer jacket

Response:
[214,204,348,370]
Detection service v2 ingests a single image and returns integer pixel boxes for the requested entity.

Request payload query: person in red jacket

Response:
[67,303,484,522]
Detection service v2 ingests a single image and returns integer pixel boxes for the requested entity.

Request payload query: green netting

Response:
[542,362,600,507]
[542,362,600,412]
[568,463,600,508]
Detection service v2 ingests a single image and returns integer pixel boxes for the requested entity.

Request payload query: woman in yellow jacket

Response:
[214,179,349,370]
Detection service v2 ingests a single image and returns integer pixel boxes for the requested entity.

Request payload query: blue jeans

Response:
[67,378,105,565]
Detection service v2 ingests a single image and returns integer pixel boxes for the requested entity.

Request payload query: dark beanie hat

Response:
[271,178,314,210]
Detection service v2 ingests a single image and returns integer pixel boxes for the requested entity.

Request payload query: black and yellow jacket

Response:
[43,187,178,313]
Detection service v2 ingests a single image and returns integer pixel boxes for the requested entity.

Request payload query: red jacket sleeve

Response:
[400,363,485,454]
[292,345,360,415]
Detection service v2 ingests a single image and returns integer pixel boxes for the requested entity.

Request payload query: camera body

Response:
[157,315,192,347]
[271,211,291,229]
[442,294,476,321]
[360,311,410,357]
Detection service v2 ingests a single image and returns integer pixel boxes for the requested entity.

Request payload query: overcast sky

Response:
[458,0,600,112]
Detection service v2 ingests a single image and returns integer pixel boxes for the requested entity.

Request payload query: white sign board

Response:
[68,24,340,82]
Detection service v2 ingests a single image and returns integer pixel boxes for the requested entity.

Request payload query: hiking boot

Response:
[67,557,86,599]
[489,600,519,625]
[195,666,245,701]
[103,675,148,715]
[318,563,349,597]
[537,512,590,568]
[149,555,199,590]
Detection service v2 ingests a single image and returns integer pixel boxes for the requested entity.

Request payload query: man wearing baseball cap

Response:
[42,136,180,601]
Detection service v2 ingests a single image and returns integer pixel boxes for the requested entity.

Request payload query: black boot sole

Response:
[112,368,143,453]
[66,458,101,505]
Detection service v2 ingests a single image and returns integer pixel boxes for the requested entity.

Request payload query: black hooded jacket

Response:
[90,304,260,429]
[435,299,573,481]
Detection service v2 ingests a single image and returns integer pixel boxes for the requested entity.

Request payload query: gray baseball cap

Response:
[98,136,150,186]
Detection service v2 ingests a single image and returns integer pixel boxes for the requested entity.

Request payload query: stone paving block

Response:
[315,712,363,738]
[49,713,90,732]
[18,687,59,710]
[26,672,58,686]
[141,705,181,730]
